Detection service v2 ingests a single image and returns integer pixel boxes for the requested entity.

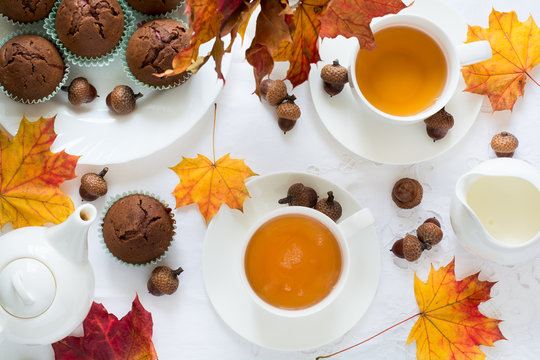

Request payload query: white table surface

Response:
[3,0,540,359]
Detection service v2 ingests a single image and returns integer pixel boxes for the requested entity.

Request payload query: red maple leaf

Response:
[52,296,158,360]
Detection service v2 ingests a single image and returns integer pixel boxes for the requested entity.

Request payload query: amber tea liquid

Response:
[244,214,342,310]
[355,26,447,116]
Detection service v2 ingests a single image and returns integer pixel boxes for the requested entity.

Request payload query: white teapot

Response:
[0,204,97,344]
[450,158,540,265]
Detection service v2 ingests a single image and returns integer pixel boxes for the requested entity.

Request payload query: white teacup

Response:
[349,14,492,124]
[241,206,374,318]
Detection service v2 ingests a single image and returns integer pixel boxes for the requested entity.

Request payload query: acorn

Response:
[148,266,184,296]
[391,238,405,259]
[417,222,443,247]
[260,79,287,106]
[320,59,349,96]
[79,167,108,201]
[424,107,454,141]
[61,77,98,106]
[276,95,301,133]
[315,191,342,222]
[391,178,423,209]
[106,85,143,114]
[491,131,518,157]
[278,183,318,208]
[403,234,424,262]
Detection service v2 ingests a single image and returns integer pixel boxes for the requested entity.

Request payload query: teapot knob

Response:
[12,272,35,306]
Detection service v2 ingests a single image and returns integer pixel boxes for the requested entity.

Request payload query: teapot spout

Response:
[46,204,97,263]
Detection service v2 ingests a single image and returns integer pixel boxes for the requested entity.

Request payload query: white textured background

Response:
[2,0,540,359]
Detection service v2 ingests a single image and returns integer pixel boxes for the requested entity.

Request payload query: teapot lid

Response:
[0,258,56,319]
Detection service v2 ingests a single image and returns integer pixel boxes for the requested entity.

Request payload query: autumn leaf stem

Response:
[315,313,421,359]
[212,103,217,164]
[525,71,540,87]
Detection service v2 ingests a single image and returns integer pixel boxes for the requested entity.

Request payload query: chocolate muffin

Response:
[125,18,190,88]
[102,194,175,265]
[0,0,55,23]
[0,34,65,102]
[54,0,125,58]
[126,0,181,15]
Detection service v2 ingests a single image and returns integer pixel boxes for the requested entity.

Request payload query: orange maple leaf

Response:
[407,259,505,360]
[274,0,330,87]
[462,9,540,111]
[320,0,406,50]
[170,154,257,224]
[0,116,79,229]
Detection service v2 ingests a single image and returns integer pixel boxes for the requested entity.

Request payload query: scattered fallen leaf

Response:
[246,0,293,92]
[0,116,78,230]
[462,9,540,111]
[165,0,408,92]
[53,295,157,360]
[320,0,407,50]
[407,259,505,359]
[316,258,504,360]
[171,154,257,223]
[273,1,330,87]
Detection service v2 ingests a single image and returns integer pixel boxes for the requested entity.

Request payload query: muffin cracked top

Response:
[55,0,125,58]
[125,18,190,87]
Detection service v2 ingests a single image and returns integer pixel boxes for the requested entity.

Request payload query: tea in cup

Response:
[241,206,374,317]
[349,14,492,124]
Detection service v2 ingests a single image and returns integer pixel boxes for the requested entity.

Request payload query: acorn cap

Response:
[79,167,108,201]
[278,183,318,207]
[391,178,423,209]
[276,96,301,120]
[106,85,143,115]
[424,107,454,130]
[314,191,342,222]
[491,131,518,157]
[320,59,349,85]
[266,80,288,106]
[417,222,443,246]
[147,266,183,296]
[403,234,423,262]
[63,77,97,106]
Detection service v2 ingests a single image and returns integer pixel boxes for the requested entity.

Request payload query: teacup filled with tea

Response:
[241,205,373,317]
[349,14,492,124]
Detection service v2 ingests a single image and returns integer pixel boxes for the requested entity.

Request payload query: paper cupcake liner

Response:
[98,190,177,267]
[124,0,185,19]
[121,16,192,91]
[44,0,135,67]
[0,13,46,27]
[0,30,70,104]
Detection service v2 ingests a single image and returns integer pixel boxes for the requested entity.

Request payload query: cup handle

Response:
[338,208,374,238]
[457,40,492,66]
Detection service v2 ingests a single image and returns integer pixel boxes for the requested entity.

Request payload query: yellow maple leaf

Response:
[407,259,505,359]
[0,116,79,229]
[462,9,540,111]
[170,154,257,224]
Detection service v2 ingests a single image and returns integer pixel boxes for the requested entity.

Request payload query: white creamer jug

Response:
[450,158,540,265]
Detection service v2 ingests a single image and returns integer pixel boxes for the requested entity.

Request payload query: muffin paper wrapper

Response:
[44,0,135,67]
[125,0,185,19]
[0,30,70,104]
[121,16,192,91]
[98,190,177,267]
[0,13,48,27]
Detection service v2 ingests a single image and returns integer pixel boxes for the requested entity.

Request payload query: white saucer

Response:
[203,172,381,351]
[308,0,483,165]
[0,16,232,165]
